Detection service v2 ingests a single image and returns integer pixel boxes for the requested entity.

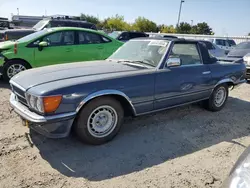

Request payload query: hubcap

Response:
[7,64,26,78]
[87,105,118,138]
[214,87,226,107]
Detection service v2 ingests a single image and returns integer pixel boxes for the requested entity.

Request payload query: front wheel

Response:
[203,84,229,112]
[3,60,31,81]
[74,97,124,145]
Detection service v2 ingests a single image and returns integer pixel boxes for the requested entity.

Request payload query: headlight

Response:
[227,147,250,188]
[25,93,62,114]
[243,54,250,65]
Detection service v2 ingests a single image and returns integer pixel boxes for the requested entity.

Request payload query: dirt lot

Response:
[0,81,250,188]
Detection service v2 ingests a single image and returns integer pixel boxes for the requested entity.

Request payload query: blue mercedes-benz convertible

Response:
[9,38,246,145]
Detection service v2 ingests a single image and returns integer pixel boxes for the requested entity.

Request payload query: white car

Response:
[207,38,236,54]
[200,40,226,58]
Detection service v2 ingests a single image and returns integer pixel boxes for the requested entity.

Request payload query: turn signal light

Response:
[43,95,62,113]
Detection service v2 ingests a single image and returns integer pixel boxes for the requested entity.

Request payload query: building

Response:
[11,15,47,28]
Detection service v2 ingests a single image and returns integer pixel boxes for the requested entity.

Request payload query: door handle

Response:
[97,46,104,49]
[202,71,211,75]
[65,48,72,52]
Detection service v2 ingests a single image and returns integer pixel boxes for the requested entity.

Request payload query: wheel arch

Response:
[214,78,235,89]
[76,90,137,117]
[4,58,32,68]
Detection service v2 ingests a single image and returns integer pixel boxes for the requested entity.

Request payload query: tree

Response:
[248,33,250,36]
[192,22,213,35]
[176,22,192,34]
[103,14,131,31]
[132,17,157,32]
[160,25,176,33]
[80,14,100,25]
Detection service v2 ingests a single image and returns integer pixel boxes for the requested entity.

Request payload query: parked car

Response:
[0,27,123,80]
[109,31,148,42]
[9,38,246,145]
[0,16,97,42]
[149,33,178,39]
[208,38,236,54]
[222,146,250,187]
[199,40,226,58]
[243,53,250,79]
[228,41,250,58]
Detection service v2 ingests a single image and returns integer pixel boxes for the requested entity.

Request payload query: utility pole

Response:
[17,8,19,15]
[177,0,185,27]
[191,20,193,26]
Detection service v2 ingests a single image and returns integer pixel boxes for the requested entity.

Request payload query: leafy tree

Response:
[160,25,176,33]
[176,22,192,34]
[103,14,130,31]
[132,17,157,32]
[192,22,213,35]
[80,14,100,25]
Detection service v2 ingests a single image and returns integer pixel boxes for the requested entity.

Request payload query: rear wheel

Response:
[74,97,124,145]
[203,84,228,111]
[3,60,31,81]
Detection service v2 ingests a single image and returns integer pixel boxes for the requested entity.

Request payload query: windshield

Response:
[108,31,121,39]
[228,40,236,46]
[108,40,169,67]
[17,29,48,42]
[235,42,250,49]
[33,20,49,31]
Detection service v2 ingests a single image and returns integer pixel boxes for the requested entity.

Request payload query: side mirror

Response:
[38,41,48,51]
[39,41,48,47]
[166,57,181,67]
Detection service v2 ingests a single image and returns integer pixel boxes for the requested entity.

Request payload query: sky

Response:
[0,0,249,36]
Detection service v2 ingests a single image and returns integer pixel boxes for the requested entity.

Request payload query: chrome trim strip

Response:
[9,80,26,92]
[137,97,209,116]
[155,89,212,101]
[76,90,137,115]
[10,93,76,123]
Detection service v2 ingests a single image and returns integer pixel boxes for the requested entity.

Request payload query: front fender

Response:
[76,89,137,115]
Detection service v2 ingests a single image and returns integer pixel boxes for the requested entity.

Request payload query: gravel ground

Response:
[0,81,250,188]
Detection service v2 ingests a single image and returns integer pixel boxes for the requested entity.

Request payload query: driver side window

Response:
[169,43,202,66]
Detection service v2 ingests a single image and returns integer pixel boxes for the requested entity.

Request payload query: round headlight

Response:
[36,97,44,113]
[29,95,37,109]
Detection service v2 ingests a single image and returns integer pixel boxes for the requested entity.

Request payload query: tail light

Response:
[14,43,17,54]
[5,34,8,41]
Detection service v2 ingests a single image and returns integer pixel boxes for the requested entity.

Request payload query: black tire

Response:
[203,84,229,112]
[3,60,31,81]
[74,96,124,145]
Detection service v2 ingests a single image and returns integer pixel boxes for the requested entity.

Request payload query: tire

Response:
[74,97,124,145]
[3,60,31,81]
[203,84,229,112]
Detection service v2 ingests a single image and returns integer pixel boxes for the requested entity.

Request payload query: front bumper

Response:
[10,93,76,138]
[246,66,250,79]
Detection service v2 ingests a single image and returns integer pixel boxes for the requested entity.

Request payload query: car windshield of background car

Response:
[17,29,48,43]
[33,20,49,31]
[108,40,169,67]
[235,42,250,49]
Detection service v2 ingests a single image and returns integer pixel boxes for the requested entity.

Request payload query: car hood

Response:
[228,49,250,58]
[0,40,14,50]
[10,60,149,90]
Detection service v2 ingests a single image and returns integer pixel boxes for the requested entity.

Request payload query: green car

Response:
[0,27,123,80]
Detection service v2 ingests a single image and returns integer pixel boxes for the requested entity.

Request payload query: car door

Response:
[154,42,212,110]
[34,30,76,67]
[74,31,108,62]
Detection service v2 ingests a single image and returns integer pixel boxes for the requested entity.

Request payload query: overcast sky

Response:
[0,0,249,36]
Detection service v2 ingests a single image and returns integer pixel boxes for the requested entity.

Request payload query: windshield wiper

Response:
[117,60,155,68]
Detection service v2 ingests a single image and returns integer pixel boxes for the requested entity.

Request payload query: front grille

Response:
[247,69,250,75]
[11,84,28,107]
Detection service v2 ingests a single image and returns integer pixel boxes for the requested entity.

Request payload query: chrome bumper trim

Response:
[10,92,76,123]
